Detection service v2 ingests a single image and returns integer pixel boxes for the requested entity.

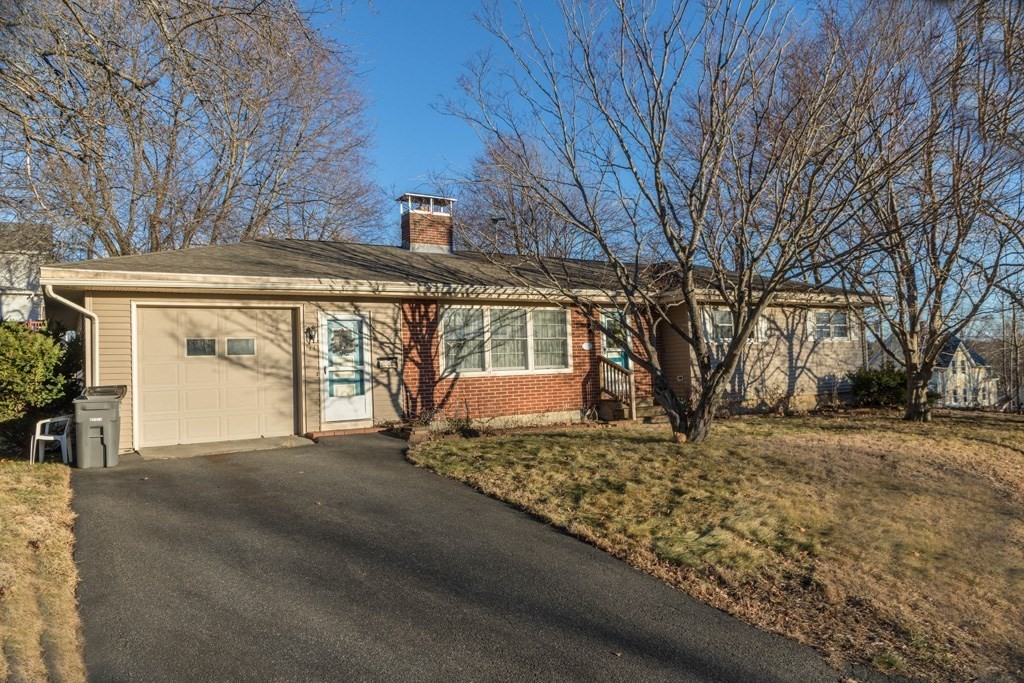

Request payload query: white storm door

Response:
[321,314,372,422]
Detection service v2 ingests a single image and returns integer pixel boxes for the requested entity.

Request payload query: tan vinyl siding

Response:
[732,307,863,405]
[84,290,403,450]
[84,292,405,451]
[89,293,134,451]
[660,304,865,410]
[302,301,403,432]
[661,305,692,400]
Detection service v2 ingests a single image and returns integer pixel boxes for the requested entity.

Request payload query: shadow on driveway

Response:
[73,434,850,682]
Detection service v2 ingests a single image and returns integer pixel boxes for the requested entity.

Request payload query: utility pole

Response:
[1014,303,1022,414]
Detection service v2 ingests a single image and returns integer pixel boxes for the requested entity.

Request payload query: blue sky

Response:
[311,1,498,195]
[311,1,561,196]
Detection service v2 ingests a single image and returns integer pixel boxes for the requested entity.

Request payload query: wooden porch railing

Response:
[598,356,636,420]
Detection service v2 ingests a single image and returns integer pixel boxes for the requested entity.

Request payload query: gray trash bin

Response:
[73,385,127,468]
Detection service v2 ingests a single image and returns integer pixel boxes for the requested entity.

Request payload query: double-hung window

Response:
[490,308,528,370]
[442,307,570,373]
[443,307,485,372]
[533,309,569,369]
[710,309,734,341]
[814,311,849,340]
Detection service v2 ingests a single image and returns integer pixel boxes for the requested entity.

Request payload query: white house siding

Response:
[0,251,45,321]
[0,291,43,321]
[931,346,1000,408]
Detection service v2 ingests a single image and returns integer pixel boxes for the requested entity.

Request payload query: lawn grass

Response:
[409,410,1024,682]
[0,460,85,682]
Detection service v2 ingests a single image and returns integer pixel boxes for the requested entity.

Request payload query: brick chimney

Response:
[398,193,456,253]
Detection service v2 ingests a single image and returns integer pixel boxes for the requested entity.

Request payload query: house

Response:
[929,337,1001,408]
[40,193,871,452]
[869,335,1002,409]
[0,222,51,323]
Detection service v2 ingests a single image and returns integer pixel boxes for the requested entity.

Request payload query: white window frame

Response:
[811,310,852,342]
[441,306,486,374]
[489,307,529,371]
[703,307,768,344]
[709,309,734,343]
[533,308,573,370]
[226,337,257,357]
[440,305,574,377]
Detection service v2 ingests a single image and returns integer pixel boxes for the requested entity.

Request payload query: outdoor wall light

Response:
[304,325,318,346]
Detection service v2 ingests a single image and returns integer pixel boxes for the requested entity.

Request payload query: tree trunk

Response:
[651,375,691,442]
[904,368,933,422]
[684,395,717,444]
[650,366,726,445]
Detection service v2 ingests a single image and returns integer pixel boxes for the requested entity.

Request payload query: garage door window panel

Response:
[227,338,256,356]
[186,338,216,357]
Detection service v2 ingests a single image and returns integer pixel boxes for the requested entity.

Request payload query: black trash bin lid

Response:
[81,385,127,399]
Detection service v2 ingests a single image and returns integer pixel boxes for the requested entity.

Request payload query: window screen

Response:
[533,309,569,369]
[443,308,485,372]
[711,310,734,341]
[490,308,528,369]
[815,311,849,340]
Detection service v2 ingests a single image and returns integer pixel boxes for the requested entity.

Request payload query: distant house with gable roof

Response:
[0,222,52,323]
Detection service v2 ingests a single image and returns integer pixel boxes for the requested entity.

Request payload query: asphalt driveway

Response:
[72,434,855,682]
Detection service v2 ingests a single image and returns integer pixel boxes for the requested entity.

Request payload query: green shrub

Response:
[847,364,907,407]
[0,323,67,424]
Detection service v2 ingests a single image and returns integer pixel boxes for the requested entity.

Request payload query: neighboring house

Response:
[869,335,1001,409]
[0,222,51,323]
[40,193,871,452]
[930,337,1001,408]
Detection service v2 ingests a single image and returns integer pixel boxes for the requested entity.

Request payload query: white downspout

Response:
[44,285,99,385]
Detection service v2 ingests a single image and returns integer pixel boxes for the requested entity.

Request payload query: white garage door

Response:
[137,307,296,448]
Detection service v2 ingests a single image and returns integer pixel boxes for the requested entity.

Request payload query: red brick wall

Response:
[402,301,604,419]
[632,326,655,400]
[401,213,452,250]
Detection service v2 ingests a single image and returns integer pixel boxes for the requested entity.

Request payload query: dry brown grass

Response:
[409,410,1024,682]
[0,460,85,682]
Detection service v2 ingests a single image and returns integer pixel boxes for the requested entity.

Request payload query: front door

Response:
[601,313,630,368]
[321,314,372,423]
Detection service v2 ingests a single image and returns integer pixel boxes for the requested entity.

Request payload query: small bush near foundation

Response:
[0,323,81,454]
[848,365,907,407]
[436,414,480,438]
[0,323,67,423]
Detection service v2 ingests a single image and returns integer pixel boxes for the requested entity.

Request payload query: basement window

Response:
[185,338,216,357]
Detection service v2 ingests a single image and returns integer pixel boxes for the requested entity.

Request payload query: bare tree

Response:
[451,139,597,258]
[446,0,897,444]
[0,0,381,260]
[833,0,1024,421]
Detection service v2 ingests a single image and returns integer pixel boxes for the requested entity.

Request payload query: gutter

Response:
[44,285,99,384]
[39,267,877,306]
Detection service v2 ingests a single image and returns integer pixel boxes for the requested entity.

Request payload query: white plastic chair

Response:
[30,415,73,464]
